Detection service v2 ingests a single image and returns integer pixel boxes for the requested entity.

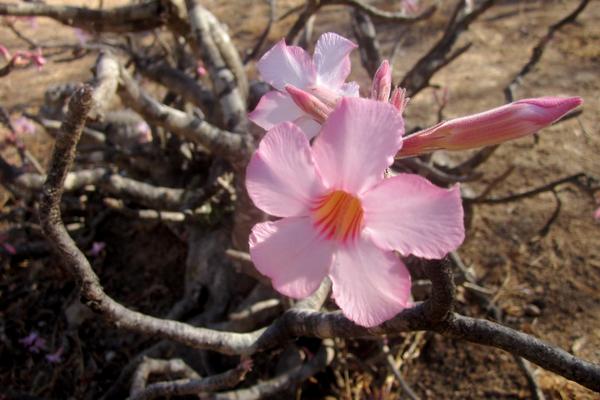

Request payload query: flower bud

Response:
[371,60,392,102]
[285,84,333,124]
[398,96,583,157]
[390,86,410,115]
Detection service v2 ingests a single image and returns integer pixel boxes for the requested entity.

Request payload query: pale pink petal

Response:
[250,218,334,298]
[257,40,316,91]
[330,234,412,327]
[361,174,464,259]
[246,122,326,217]
[248,90,304,130]
[313,33,357,89]
[339,81,360,97]
[312,97,404,194]
[293,116,321,140]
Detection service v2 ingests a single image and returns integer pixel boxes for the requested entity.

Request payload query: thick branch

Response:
[130,361,249,400]
[440,314,600,392]
[0,1,168,33]
[185,0,248,131]
[118,68,250,163]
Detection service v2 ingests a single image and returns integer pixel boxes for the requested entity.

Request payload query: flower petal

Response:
[248,90,304,130]
[361,174,464,259]
[293,116,322,140]
[312,97,404,194]
[246,122,327,217]
[330,234,412,327]
[339,81,360,97]
[257,39,316,90]
[250,218,334,298]
[313,32,357,89]
[248,91,305,131]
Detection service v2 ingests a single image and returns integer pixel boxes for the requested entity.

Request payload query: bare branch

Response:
[135,59,214,112]
[118,68,250,163]
[400,0,495,97]
[185,0,248,130]
[328,0,436,22]
[0,1,169,33]
[439,314,600,392]
[130,357,200,397]
[504,0,591,102]
[207,341,334,400]
[130,361,250,400]
[468,173,594,204]
[352,9,382,77]
[89,51,120,120]
[244,0,276,64]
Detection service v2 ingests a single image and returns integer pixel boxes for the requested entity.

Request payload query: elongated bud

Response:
[398,96,583,157]
[285,84,332,124]
[371,60,392,102]
[390,86,410,115]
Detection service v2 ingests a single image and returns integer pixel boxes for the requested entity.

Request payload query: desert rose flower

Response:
[398,97,583,157]
[246,98,464,327]
[249,32,359,139]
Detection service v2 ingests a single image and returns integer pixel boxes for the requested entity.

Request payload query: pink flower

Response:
[398,97,583,157]
[246,98,464,327]
[88,241,106,257]
[45,346,64,364]
[12,116,36,136]
[19,331,47,353]
[249,32,359,139]
[73,28,92,45]
[135,121,152,144]
[594,207,600,222]
[196,60,207,77]
[401,0,420,14]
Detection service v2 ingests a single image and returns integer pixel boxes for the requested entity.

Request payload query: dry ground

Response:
[1,0,599,399]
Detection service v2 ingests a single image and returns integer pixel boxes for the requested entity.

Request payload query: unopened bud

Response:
[398,96,583,157]
[390,87,410,115]
[285,84,332,124]
[371,60,392,102]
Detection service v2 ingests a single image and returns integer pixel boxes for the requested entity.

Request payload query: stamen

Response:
[312,190,364,243]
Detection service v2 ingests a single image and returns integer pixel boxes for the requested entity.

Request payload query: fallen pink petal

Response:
[246,97,464,327]
[45,347,64,364]
[249,32,359,139]
[398,96,583,157]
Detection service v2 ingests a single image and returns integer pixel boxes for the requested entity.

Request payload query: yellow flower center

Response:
[312,190,364,243]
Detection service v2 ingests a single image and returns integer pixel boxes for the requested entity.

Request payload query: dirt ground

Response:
[1,0,599,399]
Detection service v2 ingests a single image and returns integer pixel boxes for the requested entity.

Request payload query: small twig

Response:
[469,173,591,204]
[504,0,591,103]
[381,342,420,400]
[244,0,276,64]
[514,355,546,400]
[400,0,494,97]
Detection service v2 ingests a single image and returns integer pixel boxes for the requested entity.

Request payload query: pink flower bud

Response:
[371,60,392,102]
[398,96,583,157]
[285,84,333,124]
[390,86,410,115]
